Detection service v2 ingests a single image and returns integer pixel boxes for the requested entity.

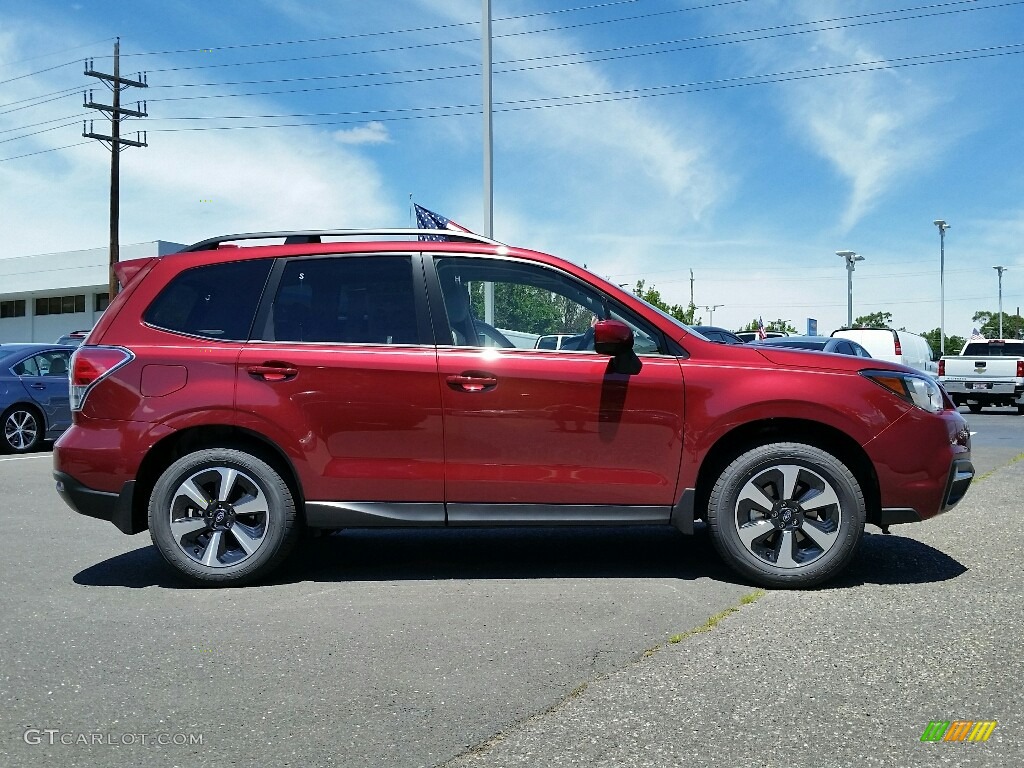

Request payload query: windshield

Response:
[963,341,1024,356]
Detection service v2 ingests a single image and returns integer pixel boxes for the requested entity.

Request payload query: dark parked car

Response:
[1,344,74,453]
[54,229,973,589]
[751,335,872,357]
[691,326,745,345]
[55,329,92,347]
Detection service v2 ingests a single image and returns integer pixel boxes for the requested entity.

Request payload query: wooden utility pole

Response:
[84,38,148,300]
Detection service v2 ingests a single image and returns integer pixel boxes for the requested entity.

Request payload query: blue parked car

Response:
[1,344,75,453]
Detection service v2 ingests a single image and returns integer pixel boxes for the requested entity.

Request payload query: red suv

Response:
[54,229,974,588]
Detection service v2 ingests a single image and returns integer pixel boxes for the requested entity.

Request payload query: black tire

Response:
[706,442,865,589]
[148,448,300,586]
[2,404,44,454]
[1016,405,1024,415]
[967,402,983,414]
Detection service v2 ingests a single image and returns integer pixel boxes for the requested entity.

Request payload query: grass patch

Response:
[975,451,1024,483]
[667,589,765,645]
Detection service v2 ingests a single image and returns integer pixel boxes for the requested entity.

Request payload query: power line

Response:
[0,140,91,161]
[2,0,1011,124]
[116,0,647,58]
[132,2,1024,108]
[132,44,1024,130]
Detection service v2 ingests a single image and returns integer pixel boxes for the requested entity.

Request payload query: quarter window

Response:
[144,259,273,340]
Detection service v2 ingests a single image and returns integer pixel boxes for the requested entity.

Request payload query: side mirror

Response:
[593,319,634,356]
[594,319,642,374]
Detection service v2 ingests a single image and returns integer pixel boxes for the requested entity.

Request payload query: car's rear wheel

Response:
[707,443,865,588]
[2,405,44,454]
[148,448,300,586]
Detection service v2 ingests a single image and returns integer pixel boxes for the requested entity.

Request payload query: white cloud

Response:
[332,121,390,145]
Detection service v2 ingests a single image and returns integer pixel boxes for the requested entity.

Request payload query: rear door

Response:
[428,255,685,519]
[236,253,445,517]
[13,350,72,435]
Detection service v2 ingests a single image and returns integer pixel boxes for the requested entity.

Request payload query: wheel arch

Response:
[694,418,882,527]
[130,425,304,534]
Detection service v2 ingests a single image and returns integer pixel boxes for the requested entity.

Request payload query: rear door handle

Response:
[446,373,498,393]
[30,383,46,390]
[247,364,299,382]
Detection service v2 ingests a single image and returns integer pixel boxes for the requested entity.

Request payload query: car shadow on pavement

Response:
[823,530,967,588]
[72,525,966,590]
[73,526,735,589]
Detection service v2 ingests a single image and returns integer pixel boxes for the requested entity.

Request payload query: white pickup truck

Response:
[939,339,1024,413]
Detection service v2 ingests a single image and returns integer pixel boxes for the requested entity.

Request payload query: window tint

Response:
[267,256,419,344]
[12,356,39,376]
[145,260,272,340]
[435,257,667,355]
[963,341,1024,356]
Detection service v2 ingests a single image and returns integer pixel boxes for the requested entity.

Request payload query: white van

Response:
[830,328,938,376]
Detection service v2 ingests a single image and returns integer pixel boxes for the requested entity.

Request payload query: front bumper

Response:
[877,457,975,526]
[54,472,141,535]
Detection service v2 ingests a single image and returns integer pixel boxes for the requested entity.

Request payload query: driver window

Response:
[435,257,664,354]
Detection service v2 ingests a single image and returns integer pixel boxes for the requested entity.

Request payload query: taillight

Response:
[894,337,902,355]
[938,359,945,376]
[70,346,134,411]
[1018,360,1024,378]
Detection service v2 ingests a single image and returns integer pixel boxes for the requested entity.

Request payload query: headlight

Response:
[861,370,945,413]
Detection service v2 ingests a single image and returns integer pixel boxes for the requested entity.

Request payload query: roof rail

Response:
[181,229,502,252]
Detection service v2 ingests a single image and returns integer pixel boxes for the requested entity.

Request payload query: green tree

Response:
[738,318,798,334]
[971,310,1024,340]
[852,311,896,329]
[632,279,698,324]
[920,328,966,356]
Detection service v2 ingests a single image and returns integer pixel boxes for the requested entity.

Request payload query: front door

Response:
[431,256,684,520]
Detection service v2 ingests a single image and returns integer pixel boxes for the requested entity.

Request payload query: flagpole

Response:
[482,0,495,324]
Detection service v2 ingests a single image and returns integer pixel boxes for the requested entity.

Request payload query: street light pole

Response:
[700,304,724,325]
[933,220,950,354]
[993,266,1008,338]
[836,250,864,328]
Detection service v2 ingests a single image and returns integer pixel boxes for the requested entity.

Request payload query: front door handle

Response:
[446,373,498,393]
[247,364,299,382]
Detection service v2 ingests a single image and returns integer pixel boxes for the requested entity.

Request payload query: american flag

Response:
[757,316,767,340]
[970,327,986,340]
[414,203,471,241]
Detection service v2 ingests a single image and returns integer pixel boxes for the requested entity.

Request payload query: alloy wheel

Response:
[167,466,270,568]
[733,463,842,569]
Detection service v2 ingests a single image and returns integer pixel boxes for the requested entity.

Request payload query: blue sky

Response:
[1,0,1022,337]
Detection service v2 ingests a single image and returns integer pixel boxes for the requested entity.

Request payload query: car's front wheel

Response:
[148,448,300,586]
[707,443,865,588]
[2,405,44,454]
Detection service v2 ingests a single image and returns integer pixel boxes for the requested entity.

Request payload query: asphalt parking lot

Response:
[1,411,1021,768]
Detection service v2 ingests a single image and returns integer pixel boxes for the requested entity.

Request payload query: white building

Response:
[0,241,185,343]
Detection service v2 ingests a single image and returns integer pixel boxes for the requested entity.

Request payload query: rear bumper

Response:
[54,471,142,535]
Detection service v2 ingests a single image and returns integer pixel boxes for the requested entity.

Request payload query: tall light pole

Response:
[993,266,1008,338]
[934,220,950,354]
[700,304,724,325]
[836,250,864,328]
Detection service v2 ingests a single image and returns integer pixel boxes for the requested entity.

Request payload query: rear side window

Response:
[265,255,419,344]
[144,260,273,340]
